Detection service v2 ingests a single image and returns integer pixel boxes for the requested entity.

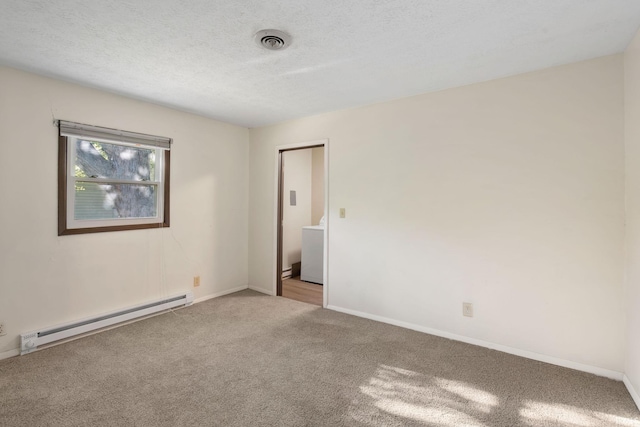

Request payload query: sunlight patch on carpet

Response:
[349,364,495,426]
[519,401,640,427]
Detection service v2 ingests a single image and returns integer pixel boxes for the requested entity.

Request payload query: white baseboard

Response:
[248,286,274,296]
[327,305,623,381]
[193,285,248,304]
[0,349,19,361]
[624,375,640,411]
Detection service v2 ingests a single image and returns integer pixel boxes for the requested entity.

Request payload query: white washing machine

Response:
[301,225,324,284]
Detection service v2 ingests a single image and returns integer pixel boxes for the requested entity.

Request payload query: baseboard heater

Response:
[282,267,292,280]
[20,292,194,355]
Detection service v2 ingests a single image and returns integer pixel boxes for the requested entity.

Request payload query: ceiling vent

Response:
[255,29,291,51]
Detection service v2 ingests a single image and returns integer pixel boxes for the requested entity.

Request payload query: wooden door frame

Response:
[274,139,329,307]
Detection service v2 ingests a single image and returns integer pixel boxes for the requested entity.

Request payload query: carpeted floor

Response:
[1,290,639,426]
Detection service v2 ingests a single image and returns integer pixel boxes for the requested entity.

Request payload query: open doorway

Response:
[276,141,327,307]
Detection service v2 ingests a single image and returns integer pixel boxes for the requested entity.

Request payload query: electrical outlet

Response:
[463,303,473,317]
[0,322,6,336]
[193,276,200,287]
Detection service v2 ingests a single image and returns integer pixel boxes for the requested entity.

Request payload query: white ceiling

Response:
[1,1,640,128]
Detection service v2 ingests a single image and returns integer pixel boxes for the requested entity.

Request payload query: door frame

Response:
[273,139,329,307]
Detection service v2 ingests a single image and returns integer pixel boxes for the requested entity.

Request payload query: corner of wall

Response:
[247,285,275,296]
[624,375,640,411]
[624,25,640,410]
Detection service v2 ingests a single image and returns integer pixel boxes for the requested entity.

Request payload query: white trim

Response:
[66,137,166,230]
[273,139,330,305]
[193,285,248,304]
[0,349,19,361]
[248,286,275,296]
[624,375,640,411]
[327,304,624,380]
[322,141,329,308]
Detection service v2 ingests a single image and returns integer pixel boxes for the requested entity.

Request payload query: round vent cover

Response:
[255,29,291,51]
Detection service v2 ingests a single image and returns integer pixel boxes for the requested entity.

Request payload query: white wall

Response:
[281,149,312,270]
[624,30,640,402]
[0,66,249,356]
[311,147,325,225]
[249,55,626,373]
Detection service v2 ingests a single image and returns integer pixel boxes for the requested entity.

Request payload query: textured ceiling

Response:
[1,1,640,128]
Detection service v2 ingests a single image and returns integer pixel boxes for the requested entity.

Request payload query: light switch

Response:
[340,208,346,218]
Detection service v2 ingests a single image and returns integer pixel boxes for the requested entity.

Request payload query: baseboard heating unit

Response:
[20,292,194,355]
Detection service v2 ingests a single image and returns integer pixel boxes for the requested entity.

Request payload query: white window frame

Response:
[58,121,171,235]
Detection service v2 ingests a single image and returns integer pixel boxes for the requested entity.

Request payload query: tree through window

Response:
[58,121,171,235]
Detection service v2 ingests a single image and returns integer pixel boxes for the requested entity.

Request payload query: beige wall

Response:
[311,147,325,225]
[0,50,633,384]
[625,30,640,402]
[249,55,625,373]
[0,66,249,356]
[281,149,312,270]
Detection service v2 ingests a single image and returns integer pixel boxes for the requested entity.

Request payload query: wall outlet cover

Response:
[463,303,473,317]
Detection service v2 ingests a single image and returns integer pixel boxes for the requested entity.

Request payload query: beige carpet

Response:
[1,290,638,427]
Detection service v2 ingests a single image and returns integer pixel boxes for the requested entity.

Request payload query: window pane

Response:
[75,182,158,220]
[74,139,156,181]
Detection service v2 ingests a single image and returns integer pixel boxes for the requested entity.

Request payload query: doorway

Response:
[275,140,328,307]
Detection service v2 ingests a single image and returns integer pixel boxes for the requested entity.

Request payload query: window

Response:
[57,121,171,235]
